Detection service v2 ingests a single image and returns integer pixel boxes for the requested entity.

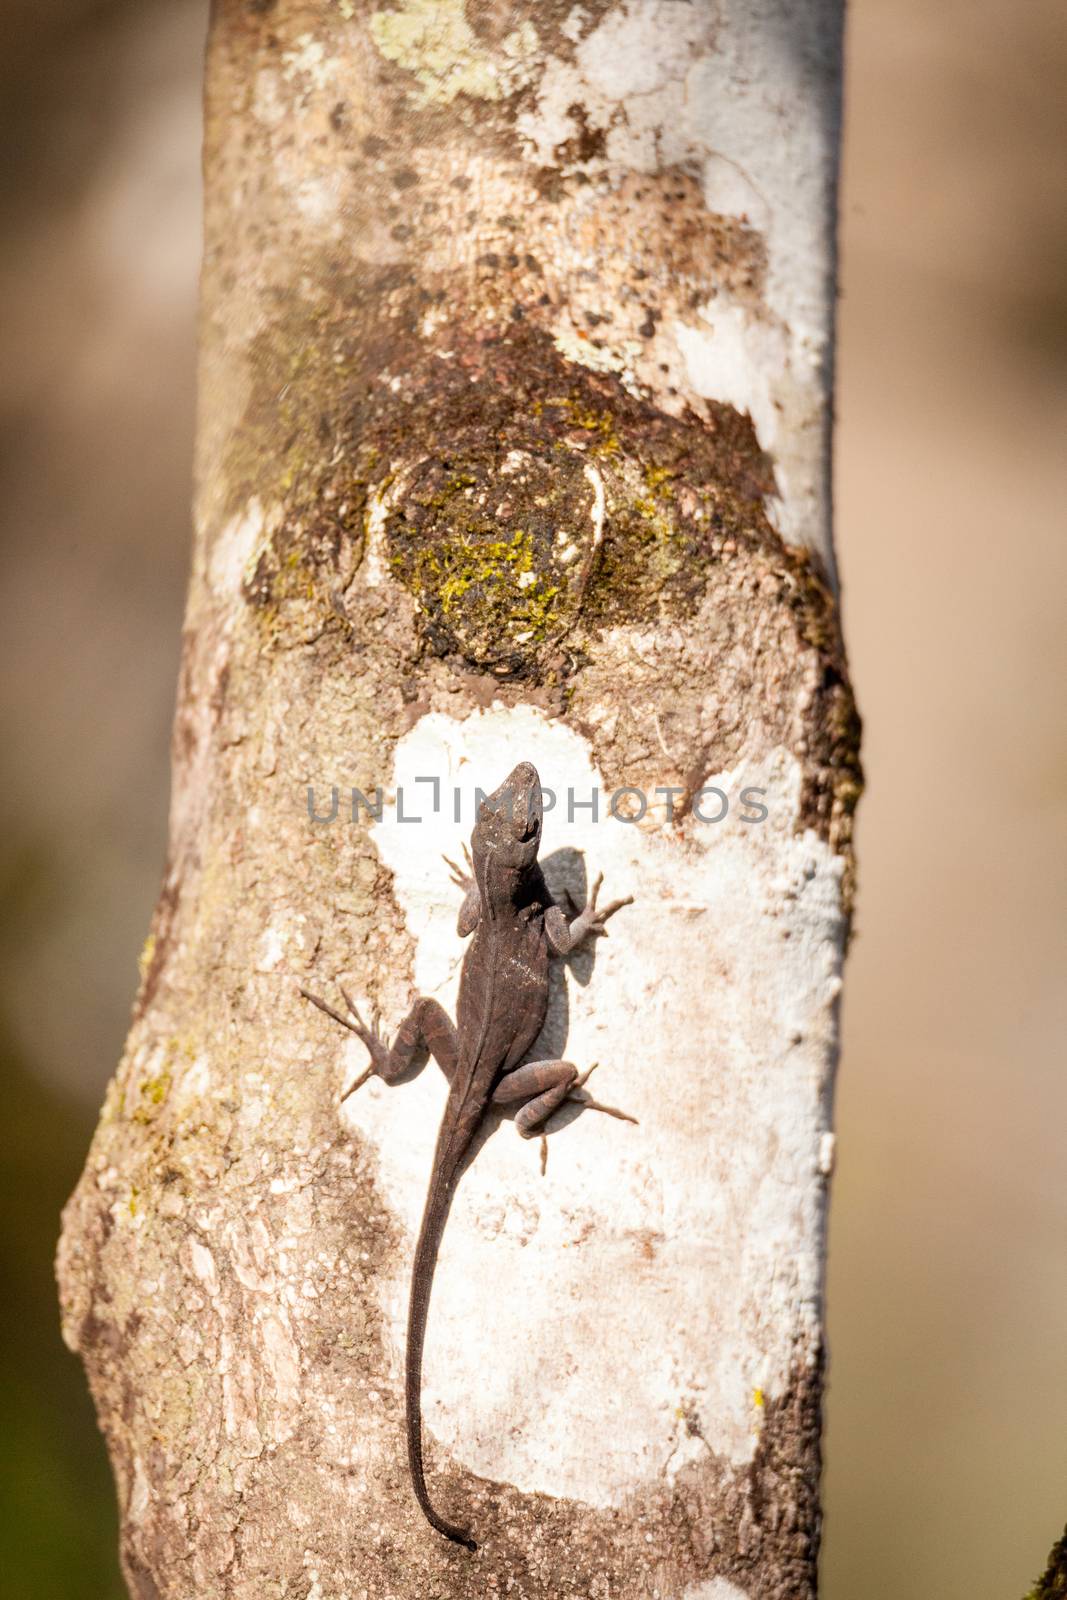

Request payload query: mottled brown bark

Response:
[58,3,854,1596]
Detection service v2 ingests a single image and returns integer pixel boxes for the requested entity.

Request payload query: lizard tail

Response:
[405,1163,478,1551]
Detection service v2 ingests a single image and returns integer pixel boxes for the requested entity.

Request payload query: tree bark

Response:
[58,2,858,1596]
[1025,1527,1067,1600]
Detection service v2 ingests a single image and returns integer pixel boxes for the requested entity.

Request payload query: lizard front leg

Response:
[443,843,480,937]
[545,871,633,955]
[300,986,458,1099]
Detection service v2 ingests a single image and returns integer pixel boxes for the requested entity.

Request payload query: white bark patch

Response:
[189,1239,219,1297]
[221,1330,263,1457]
[208,498,276,600]
[583,460,606,547]
[673,306,788,487]
[575,0,712,103]
[257,921,288,972]
[360,483,391,587]
[258,1308,302,1429]
[685,1580,753,1600]
[292,174,343,227]
[227,1216,277,1294]
[337,708,843,1506]
[251,69,287,129]
[517,2,714,171]
[281,35,334,96]
[552,322,639,378]
[517,0,840,568]
[670,0,839,560]
[129,1454,151,1524]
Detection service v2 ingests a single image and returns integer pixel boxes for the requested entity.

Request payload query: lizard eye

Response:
[512,805,538,839]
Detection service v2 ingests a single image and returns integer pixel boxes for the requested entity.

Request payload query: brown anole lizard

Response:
[301,760,634,1549]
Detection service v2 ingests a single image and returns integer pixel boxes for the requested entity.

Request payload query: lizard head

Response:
[471,761,543,887]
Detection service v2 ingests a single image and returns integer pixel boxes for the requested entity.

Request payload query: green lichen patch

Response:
[242,478,367,648]
[352,322,778,667]
[131,1067,171,1127]
[219,271,415,641]
[369,0,539,107]
[383,445,598,670]
[142,1072,170,1107]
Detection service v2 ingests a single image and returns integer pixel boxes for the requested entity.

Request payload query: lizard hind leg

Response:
[491,1058,636,1177]
[491,1058,579,1135]
[301,984,459,1099]
[492,1059,639,1138]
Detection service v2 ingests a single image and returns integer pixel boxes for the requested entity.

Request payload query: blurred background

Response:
[0,1,1063,1595]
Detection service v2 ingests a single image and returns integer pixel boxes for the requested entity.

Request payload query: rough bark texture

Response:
[1026,1529,1067,1600]
[57,3,857,1597]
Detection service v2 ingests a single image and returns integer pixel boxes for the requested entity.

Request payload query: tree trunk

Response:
[58,2,857,1596]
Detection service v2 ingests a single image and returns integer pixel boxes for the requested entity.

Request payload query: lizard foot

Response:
[336,983,394,1092]
[568,1063,638,1126]
[298,982,388,1099]
[442,841,474,893]
[568,873,635,941]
